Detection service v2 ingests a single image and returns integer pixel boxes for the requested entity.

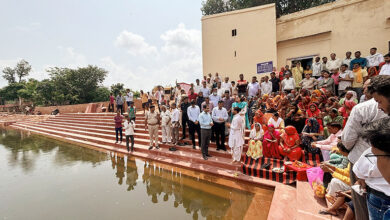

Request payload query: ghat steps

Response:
[9,113,338,220]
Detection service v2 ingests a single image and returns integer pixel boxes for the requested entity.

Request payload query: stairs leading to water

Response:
[9,112,341,220]
[10,113,249,174]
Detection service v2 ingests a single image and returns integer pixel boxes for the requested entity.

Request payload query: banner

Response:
[257,61,273,74]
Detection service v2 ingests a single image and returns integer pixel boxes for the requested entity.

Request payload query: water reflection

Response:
[0,128,262,220]
[0,129,109,173]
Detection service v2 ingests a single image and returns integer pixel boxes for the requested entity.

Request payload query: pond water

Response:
[0,128,273,220]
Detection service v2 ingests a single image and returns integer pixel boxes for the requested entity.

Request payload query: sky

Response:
[0,0,203,91]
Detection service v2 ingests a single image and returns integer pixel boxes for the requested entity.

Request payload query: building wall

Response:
[202,4,277,81]
[276,0,390,69]
[202,0,390,78]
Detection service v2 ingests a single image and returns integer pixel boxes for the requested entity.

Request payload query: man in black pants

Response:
[187,100,201,149]
[180,96,190,140]
[211,100,229,151]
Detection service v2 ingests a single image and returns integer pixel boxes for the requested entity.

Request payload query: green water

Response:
[0,128,271,220]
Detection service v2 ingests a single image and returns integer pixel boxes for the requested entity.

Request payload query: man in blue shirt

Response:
[350,51,367,70]
[198,105,214,160]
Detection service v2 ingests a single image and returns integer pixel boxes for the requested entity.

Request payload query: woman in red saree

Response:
[262,124,282,159]
[298,96,311,112]
[338,100,356,127]
[279,126,302,161]
[306,103,323,127]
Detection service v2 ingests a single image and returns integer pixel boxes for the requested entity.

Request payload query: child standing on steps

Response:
[124,115,135,152]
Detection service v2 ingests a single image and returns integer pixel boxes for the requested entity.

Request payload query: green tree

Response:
[201,0,337,17]
[110,83,125,96]
[17,79,39,101]
[15,59,31,82]
[201,0,228,15]
[0,83,25,101]
[48,65,108,104]
[93,86,111,102]
[2,67,16,84]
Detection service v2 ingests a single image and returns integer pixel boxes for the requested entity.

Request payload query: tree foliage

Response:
[0,64,110,106]
[110,83,125,96]
[201,0,228,16]
[0,61,145,106]
[201,0,337,17]
[2,60,31,84]
[15,60,31,82]
[2,67,16,84]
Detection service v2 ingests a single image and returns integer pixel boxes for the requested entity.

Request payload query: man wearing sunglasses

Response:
[353,118,390,220]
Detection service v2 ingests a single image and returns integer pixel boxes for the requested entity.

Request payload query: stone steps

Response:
[16,121,247,160]
[8,113,332,220]
[11,123,242,171]
[31,119,251,148]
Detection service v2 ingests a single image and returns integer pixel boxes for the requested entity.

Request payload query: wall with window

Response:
[201,4,277,81]
[202,0,390,78]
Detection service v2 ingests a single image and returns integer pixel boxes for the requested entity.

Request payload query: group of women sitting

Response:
[243,87,358,163]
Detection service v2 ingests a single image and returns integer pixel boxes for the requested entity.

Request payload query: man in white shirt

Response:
[209,88,221,107]
[312,56,322,78]
[379,53,390,76]
[366,47,384,69]
[160,105,171,144]
[170,103,180,145]
[194,79,202,94]
[326,53,342,71]
[200,80,210,98]
[221,77,232,94]
[359,118,390,184]
[125,89,134,107]
[338,64,354,95]
[260,76,272,95]
[342,95,388,220]
[247,76,260,98]
[187,101,201,149]
[281,72,295,93]
[216,81,224,97]
[212,101,229,151]
[342,51,353,67]
[206,77,213,89]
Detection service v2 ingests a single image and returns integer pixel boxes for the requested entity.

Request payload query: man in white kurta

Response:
[228,107,245,162]
[160,105,171,143]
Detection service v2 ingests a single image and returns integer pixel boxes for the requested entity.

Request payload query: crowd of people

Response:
[111,49,390,220]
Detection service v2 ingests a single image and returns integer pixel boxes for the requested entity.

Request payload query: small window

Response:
[232,29,237,37]
[234,51,237,57]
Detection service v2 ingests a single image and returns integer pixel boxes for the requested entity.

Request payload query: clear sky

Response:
[0,0,203,91]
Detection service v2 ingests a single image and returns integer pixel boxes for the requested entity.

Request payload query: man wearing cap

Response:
[180,96,190,140]
[212,100,229,151]
[187,100,201,149]
[145,105,160,150]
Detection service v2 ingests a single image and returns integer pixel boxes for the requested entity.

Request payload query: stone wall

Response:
[34,99,142,115]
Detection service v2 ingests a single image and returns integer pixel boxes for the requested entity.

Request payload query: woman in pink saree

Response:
[262,124,282,159]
